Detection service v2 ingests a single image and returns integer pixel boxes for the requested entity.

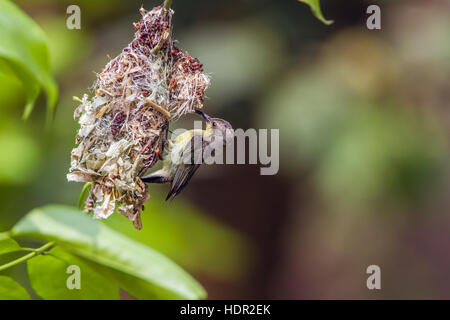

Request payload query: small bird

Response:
[141,110,233,201]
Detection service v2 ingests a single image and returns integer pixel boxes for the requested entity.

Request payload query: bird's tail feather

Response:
[141,174,169,184]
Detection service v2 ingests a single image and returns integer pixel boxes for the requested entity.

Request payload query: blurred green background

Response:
[1,0,450,299]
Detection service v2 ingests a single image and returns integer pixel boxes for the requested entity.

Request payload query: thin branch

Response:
[144,98,171,118]
[164,0,172,10]
[0,241,55,272]
[151,30,170,55]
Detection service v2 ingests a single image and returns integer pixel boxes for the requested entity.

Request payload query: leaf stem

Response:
[17,248,39,252]
[0,241,55,272]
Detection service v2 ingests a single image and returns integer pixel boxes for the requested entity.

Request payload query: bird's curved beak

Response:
[194,109,212,122]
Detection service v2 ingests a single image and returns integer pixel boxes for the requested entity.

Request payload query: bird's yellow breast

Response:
[172,129,205,145]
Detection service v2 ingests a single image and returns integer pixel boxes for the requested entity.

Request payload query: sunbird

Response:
[141,110,233,201]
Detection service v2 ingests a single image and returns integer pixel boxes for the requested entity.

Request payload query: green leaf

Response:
[0,0,58,121]
[0,276,30,300]
[297,0,333,25]
[0,232,22,255]
[73,259,182,300]
[28,246,119,300]
[78,182,92,211]
[104,194,251,281]
[11,205,206,300]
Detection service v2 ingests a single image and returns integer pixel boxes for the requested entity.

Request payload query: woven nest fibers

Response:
[68,5,211,229]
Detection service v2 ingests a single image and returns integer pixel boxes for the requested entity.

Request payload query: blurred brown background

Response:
[1,0,450,299]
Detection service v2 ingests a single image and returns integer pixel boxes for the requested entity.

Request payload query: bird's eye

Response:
[212,122,217,127]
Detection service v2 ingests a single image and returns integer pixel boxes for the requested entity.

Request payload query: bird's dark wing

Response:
[166,132,206,201]
[166,163,201,201]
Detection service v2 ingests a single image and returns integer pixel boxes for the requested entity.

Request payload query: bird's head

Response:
[195,110,234,145]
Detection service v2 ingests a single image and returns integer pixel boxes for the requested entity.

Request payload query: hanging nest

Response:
[67,5,210,229]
